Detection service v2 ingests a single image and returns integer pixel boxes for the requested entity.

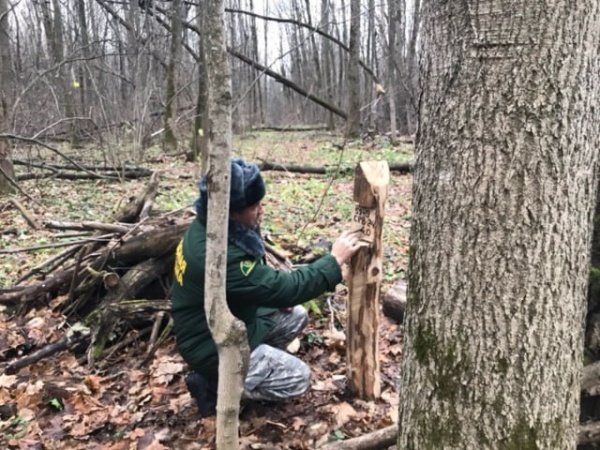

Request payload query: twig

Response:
[147,311,166,355]
[0,234,114,254]
[10,199,39,229]
[5,328,89,375]
[295,140,347,246]
[0,164,42,206]
[0,133,119,180]
[138,315,173,368]
[14,246,81,285]
[44,220,132,234]
[94,327,153,369]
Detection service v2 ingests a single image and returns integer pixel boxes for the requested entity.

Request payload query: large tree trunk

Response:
[205,0,249,448]
[0,0,14,195]
[398,2,600,449]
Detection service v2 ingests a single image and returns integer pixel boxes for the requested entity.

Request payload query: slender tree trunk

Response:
[405,0,421,134]
[40,0,78,147]
[387,0,398,142]
[190,0,209,168]
[345,0,361,137]
[163,0,181,150]
[399,1,600,449]
[320,0,334,130]
[0,0,14,195]
[205,0,249,448]
[75,0,91,118]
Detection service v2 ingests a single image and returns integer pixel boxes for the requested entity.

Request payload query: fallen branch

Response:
[14,246,81,285]
[44,220,132,234]
[320,425,396,450]
[0,234,113,254]
[10,199,39,229]
[4,325,90,375]
[320,421,600,449]
[257,161,413,175]
[16,170,152,181]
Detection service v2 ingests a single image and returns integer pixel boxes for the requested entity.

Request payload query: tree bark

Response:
[345,0,361,137]
[189,0,209,166]
[205,0,249,448]
[398,2,600,449]
[163,0,181,150]
[0,0,14,195]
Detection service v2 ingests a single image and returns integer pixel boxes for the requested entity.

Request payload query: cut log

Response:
[346,161,389,400]
[381,280,407,324]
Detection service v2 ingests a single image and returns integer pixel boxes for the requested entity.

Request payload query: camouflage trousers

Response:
[243,305,310,402]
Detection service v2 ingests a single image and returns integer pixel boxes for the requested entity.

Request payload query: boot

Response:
[185,371,218,417]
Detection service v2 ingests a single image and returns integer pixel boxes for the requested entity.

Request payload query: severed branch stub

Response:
[346,161,389,400]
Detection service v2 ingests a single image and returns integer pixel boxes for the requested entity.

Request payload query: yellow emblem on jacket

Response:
[240,260,257,276]
[174,240,187,285]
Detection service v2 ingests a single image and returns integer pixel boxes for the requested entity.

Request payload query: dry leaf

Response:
[330,402,356,427]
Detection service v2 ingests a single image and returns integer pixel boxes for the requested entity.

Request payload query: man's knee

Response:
[244,346,311,401]
[291,305,309,329]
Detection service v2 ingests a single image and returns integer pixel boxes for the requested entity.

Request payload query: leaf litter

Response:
[0,132,412,449]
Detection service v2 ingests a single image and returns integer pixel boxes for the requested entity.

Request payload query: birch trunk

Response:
[398,1,600,448]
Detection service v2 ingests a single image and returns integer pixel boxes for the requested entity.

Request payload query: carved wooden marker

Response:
[347,160,389,399]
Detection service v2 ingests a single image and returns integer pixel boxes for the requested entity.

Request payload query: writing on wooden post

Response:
[346,161,389,399]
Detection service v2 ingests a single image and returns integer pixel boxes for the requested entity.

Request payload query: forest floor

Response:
[0,130,413,449]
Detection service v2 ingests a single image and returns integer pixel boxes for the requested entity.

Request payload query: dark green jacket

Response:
[171,219,342,379]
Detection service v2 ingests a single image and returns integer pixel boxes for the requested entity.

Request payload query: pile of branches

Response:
[0,174,184,371]
[0,174,293,375]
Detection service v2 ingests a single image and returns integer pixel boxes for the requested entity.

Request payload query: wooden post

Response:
[347,161,389,399]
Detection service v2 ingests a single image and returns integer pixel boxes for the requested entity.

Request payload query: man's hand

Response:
[331,229,368,267]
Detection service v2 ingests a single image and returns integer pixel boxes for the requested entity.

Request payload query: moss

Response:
[410,322,472,447]
[498,417,564,450]
[413,323,470,400]
[422,411,462,448]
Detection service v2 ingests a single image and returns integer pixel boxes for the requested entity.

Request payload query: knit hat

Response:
[196,158,266,214]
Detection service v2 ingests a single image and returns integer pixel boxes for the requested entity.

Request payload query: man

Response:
[172,158,363,416]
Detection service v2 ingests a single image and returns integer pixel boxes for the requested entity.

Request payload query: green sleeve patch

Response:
[240,260,258,276]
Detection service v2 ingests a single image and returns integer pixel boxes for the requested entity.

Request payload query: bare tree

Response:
[0,0,14,195]
[399,1,600,448]
[204,0,249,447]
[190,0,209,166]
[345,0,360,137]
[39,0,78,147]
[163,0,182,150]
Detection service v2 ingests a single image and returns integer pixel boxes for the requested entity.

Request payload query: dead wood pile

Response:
[0,174,291,374]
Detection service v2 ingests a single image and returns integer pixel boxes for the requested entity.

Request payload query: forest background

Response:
[0,0,419,448]
[2,0,600,449]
